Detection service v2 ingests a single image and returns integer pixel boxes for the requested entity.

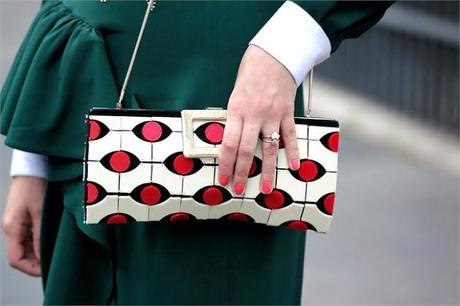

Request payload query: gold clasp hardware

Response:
[181,108,226,158]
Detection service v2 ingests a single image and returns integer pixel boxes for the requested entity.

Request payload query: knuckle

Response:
[228,93,245,110]
[266,106,280,118]
[284,125,296,139]
[289,143,300,159]
[31,206,42,217]
[217,149,225,161]
[283,100,295,112]
[217,165,231,175]
[221,140,238,153]
[250,105,264,118]
[8,258,19,269]
[263,145,278,158]
[284,135,299,151]
[232,96,245,106]
[1,217,12,234]
[227,101,241,113]
[238,145,254,159]
[234,170,248,180]
[8,260,14,268]
[262,172,275,182]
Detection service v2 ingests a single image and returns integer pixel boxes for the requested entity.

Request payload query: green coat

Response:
[1,0,392,304]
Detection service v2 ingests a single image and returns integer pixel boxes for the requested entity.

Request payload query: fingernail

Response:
[290,159,299,170]
[262,181,272,194]
[219,175,229,185]
[233,182,245,195]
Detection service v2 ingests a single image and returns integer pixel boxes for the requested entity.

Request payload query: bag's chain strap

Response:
[306,68,313,117]
[109,0,314,117]
[115,0,156,109]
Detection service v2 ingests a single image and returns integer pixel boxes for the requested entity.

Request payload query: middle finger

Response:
[232,120,261,195]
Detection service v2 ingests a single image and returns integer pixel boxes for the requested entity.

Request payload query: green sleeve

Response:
[292,1,394,52]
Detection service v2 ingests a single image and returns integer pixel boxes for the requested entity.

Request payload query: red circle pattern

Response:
[86,182,99,204]
[173,154,194,175]
[298,160,318,181]
[89,120,101,141]
[142,121,163,142]
[327,133,339,152]
[202,187,223,205]
[323,193,335,214]
[287,221,308,231]
[249,160,257,176]
[140,185,162,205]
[227,213,249,222]
[169,213,190,222]
[109,151,131,172]
[204,123,224,144]
[264,190,285,209]
[107,214,128,224]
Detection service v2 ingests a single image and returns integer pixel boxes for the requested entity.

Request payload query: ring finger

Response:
[259,122,281,194]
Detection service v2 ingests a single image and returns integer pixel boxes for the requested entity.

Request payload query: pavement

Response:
[301,135,459,305]
[1,1,459,305]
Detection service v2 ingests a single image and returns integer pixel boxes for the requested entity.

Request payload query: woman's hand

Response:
[218,44,301,195]
[1,176,45,276]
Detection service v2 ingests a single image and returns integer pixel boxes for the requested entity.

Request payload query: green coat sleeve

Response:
[292,1,394,52]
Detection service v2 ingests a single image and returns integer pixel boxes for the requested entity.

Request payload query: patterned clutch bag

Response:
[82,107,339,232]
[82,0,340,233]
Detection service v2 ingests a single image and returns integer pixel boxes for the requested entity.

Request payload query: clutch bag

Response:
[82,0,340,233]
[82,107,339,232]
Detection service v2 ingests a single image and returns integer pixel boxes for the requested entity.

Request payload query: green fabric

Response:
[293,1,394,52]
[41,180,114,304]
[0,0,391,304]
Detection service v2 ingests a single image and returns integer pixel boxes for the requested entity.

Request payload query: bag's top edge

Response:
[88,107,182,117]
[88,107,339,128]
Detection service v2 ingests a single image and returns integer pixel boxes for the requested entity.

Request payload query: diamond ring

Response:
[261,131,280,146]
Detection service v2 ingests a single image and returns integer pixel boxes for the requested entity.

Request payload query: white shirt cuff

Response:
[248,0,332,87]
[10,149,49,178]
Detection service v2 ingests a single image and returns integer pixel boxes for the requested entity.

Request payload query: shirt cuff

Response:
[248,0,332,87]
[10,149,49,178]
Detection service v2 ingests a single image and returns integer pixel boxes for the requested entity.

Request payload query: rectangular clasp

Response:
[181,108,227,158]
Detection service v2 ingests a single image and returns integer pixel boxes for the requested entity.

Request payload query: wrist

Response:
[248,0,331,87]
[248,44,297,90]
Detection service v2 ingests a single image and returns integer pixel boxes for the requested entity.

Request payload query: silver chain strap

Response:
[306,68,314,118]
[100,0,157,109]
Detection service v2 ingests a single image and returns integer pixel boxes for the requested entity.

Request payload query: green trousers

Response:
[1,0,391,304]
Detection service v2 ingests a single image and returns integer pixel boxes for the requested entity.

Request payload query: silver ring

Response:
[261,131,280,146]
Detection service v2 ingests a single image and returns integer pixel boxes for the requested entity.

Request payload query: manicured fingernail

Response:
[290,159,299,170]
[219,175,229,185]
[233,182,245,195]
[262,181,272,194]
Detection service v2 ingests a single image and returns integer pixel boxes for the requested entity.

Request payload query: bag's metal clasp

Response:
[181,107,226,158]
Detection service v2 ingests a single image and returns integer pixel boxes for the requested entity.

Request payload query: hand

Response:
[1,176,45,276]
[217,44,301,195]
